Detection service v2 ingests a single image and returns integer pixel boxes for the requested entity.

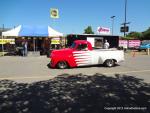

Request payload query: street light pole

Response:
[124,0,127,37]
[111,16,115,35]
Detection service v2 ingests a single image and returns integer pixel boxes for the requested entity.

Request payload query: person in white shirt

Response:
[104,40,110,49]
[24,41,28,56]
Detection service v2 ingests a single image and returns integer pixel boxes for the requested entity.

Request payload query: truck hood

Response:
[51,48,73,54]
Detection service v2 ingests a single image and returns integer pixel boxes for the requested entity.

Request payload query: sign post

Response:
[50,8,60,47]
[148,48,150,55]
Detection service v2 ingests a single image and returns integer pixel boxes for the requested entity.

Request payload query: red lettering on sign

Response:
[98,27,109,32]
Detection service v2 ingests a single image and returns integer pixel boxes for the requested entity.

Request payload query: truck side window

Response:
[77,44,88,51]
[70,43,76,48]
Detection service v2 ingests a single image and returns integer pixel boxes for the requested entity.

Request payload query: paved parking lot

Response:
[0,53,150,83]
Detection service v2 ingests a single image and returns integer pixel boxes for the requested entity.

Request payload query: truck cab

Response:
[70,40,93,51]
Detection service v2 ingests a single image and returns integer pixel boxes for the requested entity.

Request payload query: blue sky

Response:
[0,0,150,36]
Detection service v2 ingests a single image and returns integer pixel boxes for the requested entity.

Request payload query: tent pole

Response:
[2,35,4,56]
[33,37,35,52]
[1,24,4,56]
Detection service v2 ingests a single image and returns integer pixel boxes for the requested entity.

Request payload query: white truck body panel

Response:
[73,49,124,66]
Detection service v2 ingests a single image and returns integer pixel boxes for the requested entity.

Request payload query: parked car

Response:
[138,44,150,51]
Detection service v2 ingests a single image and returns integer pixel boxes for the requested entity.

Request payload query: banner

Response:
[51,38,60,44]
[119,40,128,48]
[50,8,59,19]
[0,39,15,44]
[97,27,110,35]
[119,40,141,48]
[128,40,141,48]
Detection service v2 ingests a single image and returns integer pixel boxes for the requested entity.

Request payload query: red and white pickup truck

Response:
[49,40,124,69]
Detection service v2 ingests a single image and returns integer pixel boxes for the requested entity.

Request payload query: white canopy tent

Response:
[48,26,63,37]
[2,25,21,36]
[2,25,63,37]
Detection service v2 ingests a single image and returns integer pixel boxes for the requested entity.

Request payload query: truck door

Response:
[73,43,92,66]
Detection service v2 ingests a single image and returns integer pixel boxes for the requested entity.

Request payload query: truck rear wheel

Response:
[57,61,68,69]
[104,59,115,67]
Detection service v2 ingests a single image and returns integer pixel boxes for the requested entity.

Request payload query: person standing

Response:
[24,41,28,56]
[21,41,25,56]
[104,40,110,49]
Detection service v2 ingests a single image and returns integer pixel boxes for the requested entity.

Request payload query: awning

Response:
[2,25,63,37]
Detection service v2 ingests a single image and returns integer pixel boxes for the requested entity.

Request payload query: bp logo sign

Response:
[50,8,59,19]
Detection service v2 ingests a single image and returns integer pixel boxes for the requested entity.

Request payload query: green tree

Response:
[84,26,94,34]
[126,32,142,39]
[143,27,150,40]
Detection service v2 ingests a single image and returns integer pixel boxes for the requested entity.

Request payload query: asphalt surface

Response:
[0,53,150,83]
[0,74,149,113]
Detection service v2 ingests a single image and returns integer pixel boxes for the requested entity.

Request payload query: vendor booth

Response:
[1,25,63,56]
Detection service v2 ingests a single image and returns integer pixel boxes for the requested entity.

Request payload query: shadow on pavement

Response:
[0,73,149,113]
[47,63,51,69]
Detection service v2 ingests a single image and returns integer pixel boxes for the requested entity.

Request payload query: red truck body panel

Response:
[50,40,93,68]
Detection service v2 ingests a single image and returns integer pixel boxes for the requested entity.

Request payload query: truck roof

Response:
[74,40,93,50]
[74,40,90,44]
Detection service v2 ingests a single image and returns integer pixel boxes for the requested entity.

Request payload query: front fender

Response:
[51,54,77,68]
[65,55,77,68]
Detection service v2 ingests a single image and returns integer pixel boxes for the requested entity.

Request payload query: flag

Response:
[50,8,59,19]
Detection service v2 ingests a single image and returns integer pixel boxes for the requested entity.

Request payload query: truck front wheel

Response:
[104,59,115,67]
[57,61,68,69]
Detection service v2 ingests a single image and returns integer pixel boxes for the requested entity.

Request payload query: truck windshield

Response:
[70,43,76,48]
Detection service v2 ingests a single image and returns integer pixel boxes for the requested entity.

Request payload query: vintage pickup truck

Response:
[49,40,124,69]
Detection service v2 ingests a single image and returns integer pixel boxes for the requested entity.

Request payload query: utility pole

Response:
[111,16,115,35]
[124,0,127,37]
[121,0,130,37]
